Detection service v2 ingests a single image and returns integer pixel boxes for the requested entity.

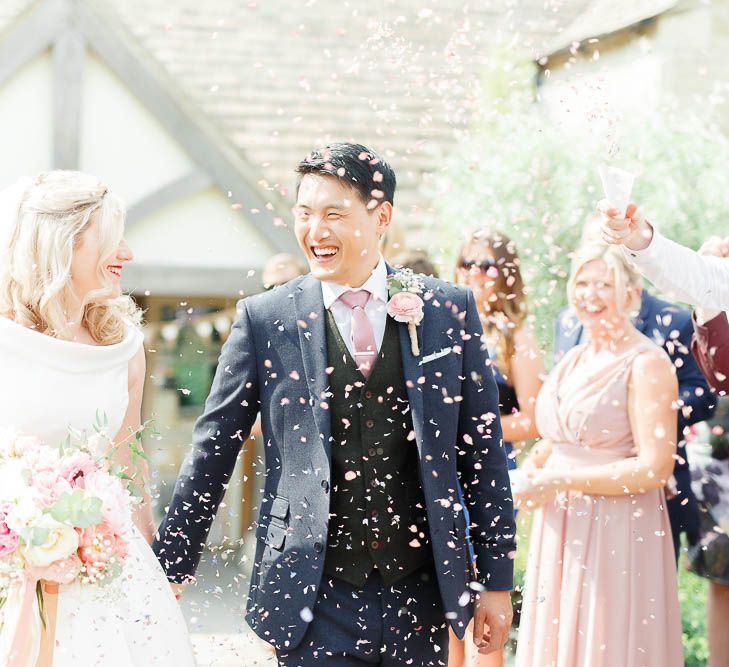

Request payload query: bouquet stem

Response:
[36,583,58,667]
[408,323,420,356]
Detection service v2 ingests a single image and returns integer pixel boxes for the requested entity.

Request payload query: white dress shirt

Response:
[622,227,729,311]
[321,256,389,358]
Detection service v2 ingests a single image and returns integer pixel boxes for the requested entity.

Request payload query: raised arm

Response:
[601,203,729,311]
[152,300,260,583]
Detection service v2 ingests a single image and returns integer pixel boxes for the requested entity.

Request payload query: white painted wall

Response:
[0,53,52,185]
[80,52,275,270]
[539,4,729,138]
[125,186,274,268]
[538,36,663,145]
[80,53,193,203]
[0,48,274,276]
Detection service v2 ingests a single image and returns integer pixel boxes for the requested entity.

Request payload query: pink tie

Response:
[339,290,377,378]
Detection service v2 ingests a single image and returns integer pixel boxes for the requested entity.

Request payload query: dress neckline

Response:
[0,316,143,373]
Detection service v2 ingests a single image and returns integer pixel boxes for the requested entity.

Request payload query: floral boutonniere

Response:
[387,268,425,356]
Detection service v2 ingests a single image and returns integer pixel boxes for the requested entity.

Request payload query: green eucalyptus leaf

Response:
[50,490,103,528]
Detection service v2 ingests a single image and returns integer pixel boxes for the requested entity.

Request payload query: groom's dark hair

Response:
[295,142,396,207]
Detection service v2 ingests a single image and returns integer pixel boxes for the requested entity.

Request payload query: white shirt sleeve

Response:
[622,228,729,311]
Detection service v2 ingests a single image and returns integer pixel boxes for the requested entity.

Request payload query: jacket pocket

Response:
[256,495,290,551]
[256,517,286,551]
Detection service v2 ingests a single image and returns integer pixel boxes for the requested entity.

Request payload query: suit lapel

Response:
[293,275,331,458]
[398,319,426,454]
[634,291,650,331]
[387,264,426,455]
[559,310,583,352]
[564,322,583,349]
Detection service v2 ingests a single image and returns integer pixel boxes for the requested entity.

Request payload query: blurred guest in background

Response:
[688,236,729,396]
[682,238,729,667]
[515,242,683,667]
[261,252,307,289]
[555,221,715,562]
[391,248,440,277]
[449,229,544,667]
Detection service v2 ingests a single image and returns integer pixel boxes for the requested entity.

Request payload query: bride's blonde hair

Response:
[0,170,141,344]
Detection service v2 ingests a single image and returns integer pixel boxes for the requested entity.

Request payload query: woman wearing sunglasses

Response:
[448,229,544,667]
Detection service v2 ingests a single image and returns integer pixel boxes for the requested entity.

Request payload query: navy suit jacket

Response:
[153,270,516,650]
[554,290,715,468]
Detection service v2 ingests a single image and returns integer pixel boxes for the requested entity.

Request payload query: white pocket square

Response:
[419,347,453,366]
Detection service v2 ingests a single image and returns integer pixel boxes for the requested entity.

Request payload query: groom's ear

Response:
[375,201,393,238]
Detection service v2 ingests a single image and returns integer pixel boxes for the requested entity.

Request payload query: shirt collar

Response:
[321,256,388,309]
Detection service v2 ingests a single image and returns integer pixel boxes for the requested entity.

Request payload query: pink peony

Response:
[58,450,99,488]
[78,522,128,577]
[387,291,425,325]
[18,440,60,479]
[31,470,73,509]
[12,435,45,457]
[81,471,133,539]
[28,553,82,585]
[0,505,19,557]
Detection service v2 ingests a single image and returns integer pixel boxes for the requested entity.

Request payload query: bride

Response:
[0,172,195,666]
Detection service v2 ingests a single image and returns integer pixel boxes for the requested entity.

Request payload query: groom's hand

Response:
[170,582,189,601]
[472,590,513,655]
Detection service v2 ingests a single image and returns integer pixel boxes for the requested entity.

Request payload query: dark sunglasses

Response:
[459,258,497,272]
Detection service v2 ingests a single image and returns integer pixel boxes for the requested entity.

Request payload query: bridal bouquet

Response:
[0,417,139,665]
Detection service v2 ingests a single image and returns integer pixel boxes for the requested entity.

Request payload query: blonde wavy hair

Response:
[567,242,642,317]
[0,170,141,344]
[456,229,528,380]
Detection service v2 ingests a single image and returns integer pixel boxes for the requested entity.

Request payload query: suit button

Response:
[314,542,323,552]
[365,420,375,429]
[370,540,380,550]
[365,391,374,399]
[368,448,377,457]
[321,480,329,493]
[371,509,379,518]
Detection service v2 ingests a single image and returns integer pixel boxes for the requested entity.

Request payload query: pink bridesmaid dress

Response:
[515,342,683,667]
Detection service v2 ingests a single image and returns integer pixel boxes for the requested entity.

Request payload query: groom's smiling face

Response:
[294,174,392,287]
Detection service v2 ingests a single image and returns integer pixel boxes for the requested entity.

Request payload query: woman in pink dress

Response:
[514,242,683,667]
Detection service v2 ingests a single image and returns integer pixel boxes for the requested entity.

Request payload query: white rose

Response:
[22,515,79,568]
[4,495,41,533]
[0,459,30,503]
[0,426,19,459]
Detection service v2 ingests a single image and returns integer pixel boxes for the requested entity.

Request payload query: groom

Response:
[153,143,516,665]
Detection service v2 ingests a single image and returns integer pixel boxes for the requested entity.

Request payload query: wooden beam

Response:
[74,0,298,255]
[126,169,212,228]
[121,264,263,299]
[52,24,85,169]
[0,0,63,89]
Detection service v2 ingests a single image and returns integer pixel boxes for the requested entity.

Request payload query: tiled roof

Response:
[96,0,592,233]
[539,0,679,58]
[2,0,597,234]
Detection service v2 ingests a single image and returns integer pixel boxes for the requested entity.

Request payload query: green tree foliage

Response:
[432,94,729,361]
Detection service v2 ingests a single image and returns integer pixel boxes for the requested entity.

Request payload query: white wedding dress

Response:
[0,316,196,666]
